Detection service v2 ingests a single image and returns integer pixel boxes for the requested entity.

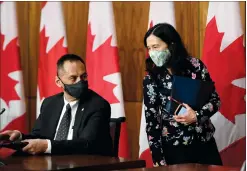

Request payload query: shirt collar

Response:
[63,96,79,108]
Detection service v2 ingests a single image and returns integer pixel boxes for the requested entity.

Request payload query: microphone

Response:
[0,108,5,115]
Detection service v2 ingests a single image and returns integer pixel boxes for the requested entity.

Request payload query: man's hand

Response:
[173,103,197,125]
[0,130,21,141]
[22,139,48,155]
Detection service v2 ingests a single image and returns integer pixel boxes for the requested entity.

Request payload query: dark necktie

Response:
[55,103,71,140]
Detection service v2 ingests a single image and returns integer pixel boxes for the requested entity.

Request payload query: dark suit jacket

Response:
[22,89,113,156]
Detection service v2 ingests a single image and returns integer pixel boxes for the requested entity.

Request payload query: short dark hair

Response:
[57,54,85,75]
[144,23,194,76]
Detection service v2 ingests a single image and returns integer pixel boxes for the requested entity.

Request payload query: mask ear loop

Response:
[57,75,67,91]
[57,72,65,85]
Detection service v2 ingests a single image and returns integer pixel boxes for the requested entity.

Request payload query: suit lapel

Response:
[73,97,88,139]
[48,94,64,139]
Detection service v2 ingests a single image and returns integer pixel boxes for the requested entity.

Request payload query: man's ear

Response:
[55,76,63,88]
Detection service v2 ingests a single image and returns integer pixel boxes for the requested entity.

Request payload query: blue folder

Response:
[171,75,215,110]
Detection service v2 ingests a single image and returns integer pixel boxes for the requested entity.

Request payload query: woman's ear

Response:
[169,42,176,52]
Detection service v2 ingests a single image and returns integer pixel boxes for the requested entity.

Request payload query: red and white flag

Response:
[202,2,246,167]
[86,2,129,158]
[37,2,68,116]
[0,2,27,157]
[139,2,176,167]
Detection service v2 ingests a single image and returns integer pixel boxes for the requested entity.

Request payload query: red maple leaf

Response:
[149,20,153,29]
[0,34,21,106]
[38,27,67,99]
[41,1,47,8]
[86,23,120,104]
[202,17,246,123]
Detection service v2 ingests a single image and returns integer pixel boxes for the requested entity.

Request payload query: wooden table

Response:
[0,154,145,170]
[125,163,240,171]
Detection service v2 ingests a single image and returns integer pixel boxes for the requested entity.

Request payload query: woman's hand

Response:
[173,103,197,125]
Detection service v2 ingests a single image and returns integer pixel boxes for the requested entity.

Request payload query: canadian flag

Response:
[202,2,246,167]
[86,2,129,158]
[37,1,68,116]
[139,2,176,167]
[0,2,27,157]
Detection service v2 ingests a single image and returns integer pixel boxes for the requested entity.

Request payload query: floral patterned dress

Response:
[143,57,221,167]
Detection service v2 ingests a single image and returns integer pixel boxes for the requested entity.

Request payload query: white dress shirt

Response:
[45,97,79,153]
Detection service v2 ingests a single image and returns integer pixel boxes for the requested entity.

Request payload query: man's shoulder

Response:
[86,89,110,108]
[42,92,64,105]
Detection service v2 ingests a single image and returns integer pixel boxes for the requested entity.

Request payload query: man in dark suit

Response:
[0,54,113,156]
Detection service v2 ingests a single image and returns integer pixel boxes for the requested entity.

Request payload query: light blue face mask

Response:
[149,49,171,67]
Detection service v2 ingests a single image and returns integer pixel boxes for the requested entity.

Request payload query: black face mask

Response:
[60,79,89,99]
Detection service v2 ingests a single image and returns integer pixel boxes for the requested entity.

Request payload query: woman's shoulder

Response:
[144,74,152,80]
[184,57,210,80]
[143,73,161,87]
[143,74,153,84]
[186,56,204,66]
[185,57,207,71]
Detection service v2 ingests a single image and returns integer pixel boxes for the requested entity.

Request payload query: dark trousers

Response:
[163,137,222,165]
